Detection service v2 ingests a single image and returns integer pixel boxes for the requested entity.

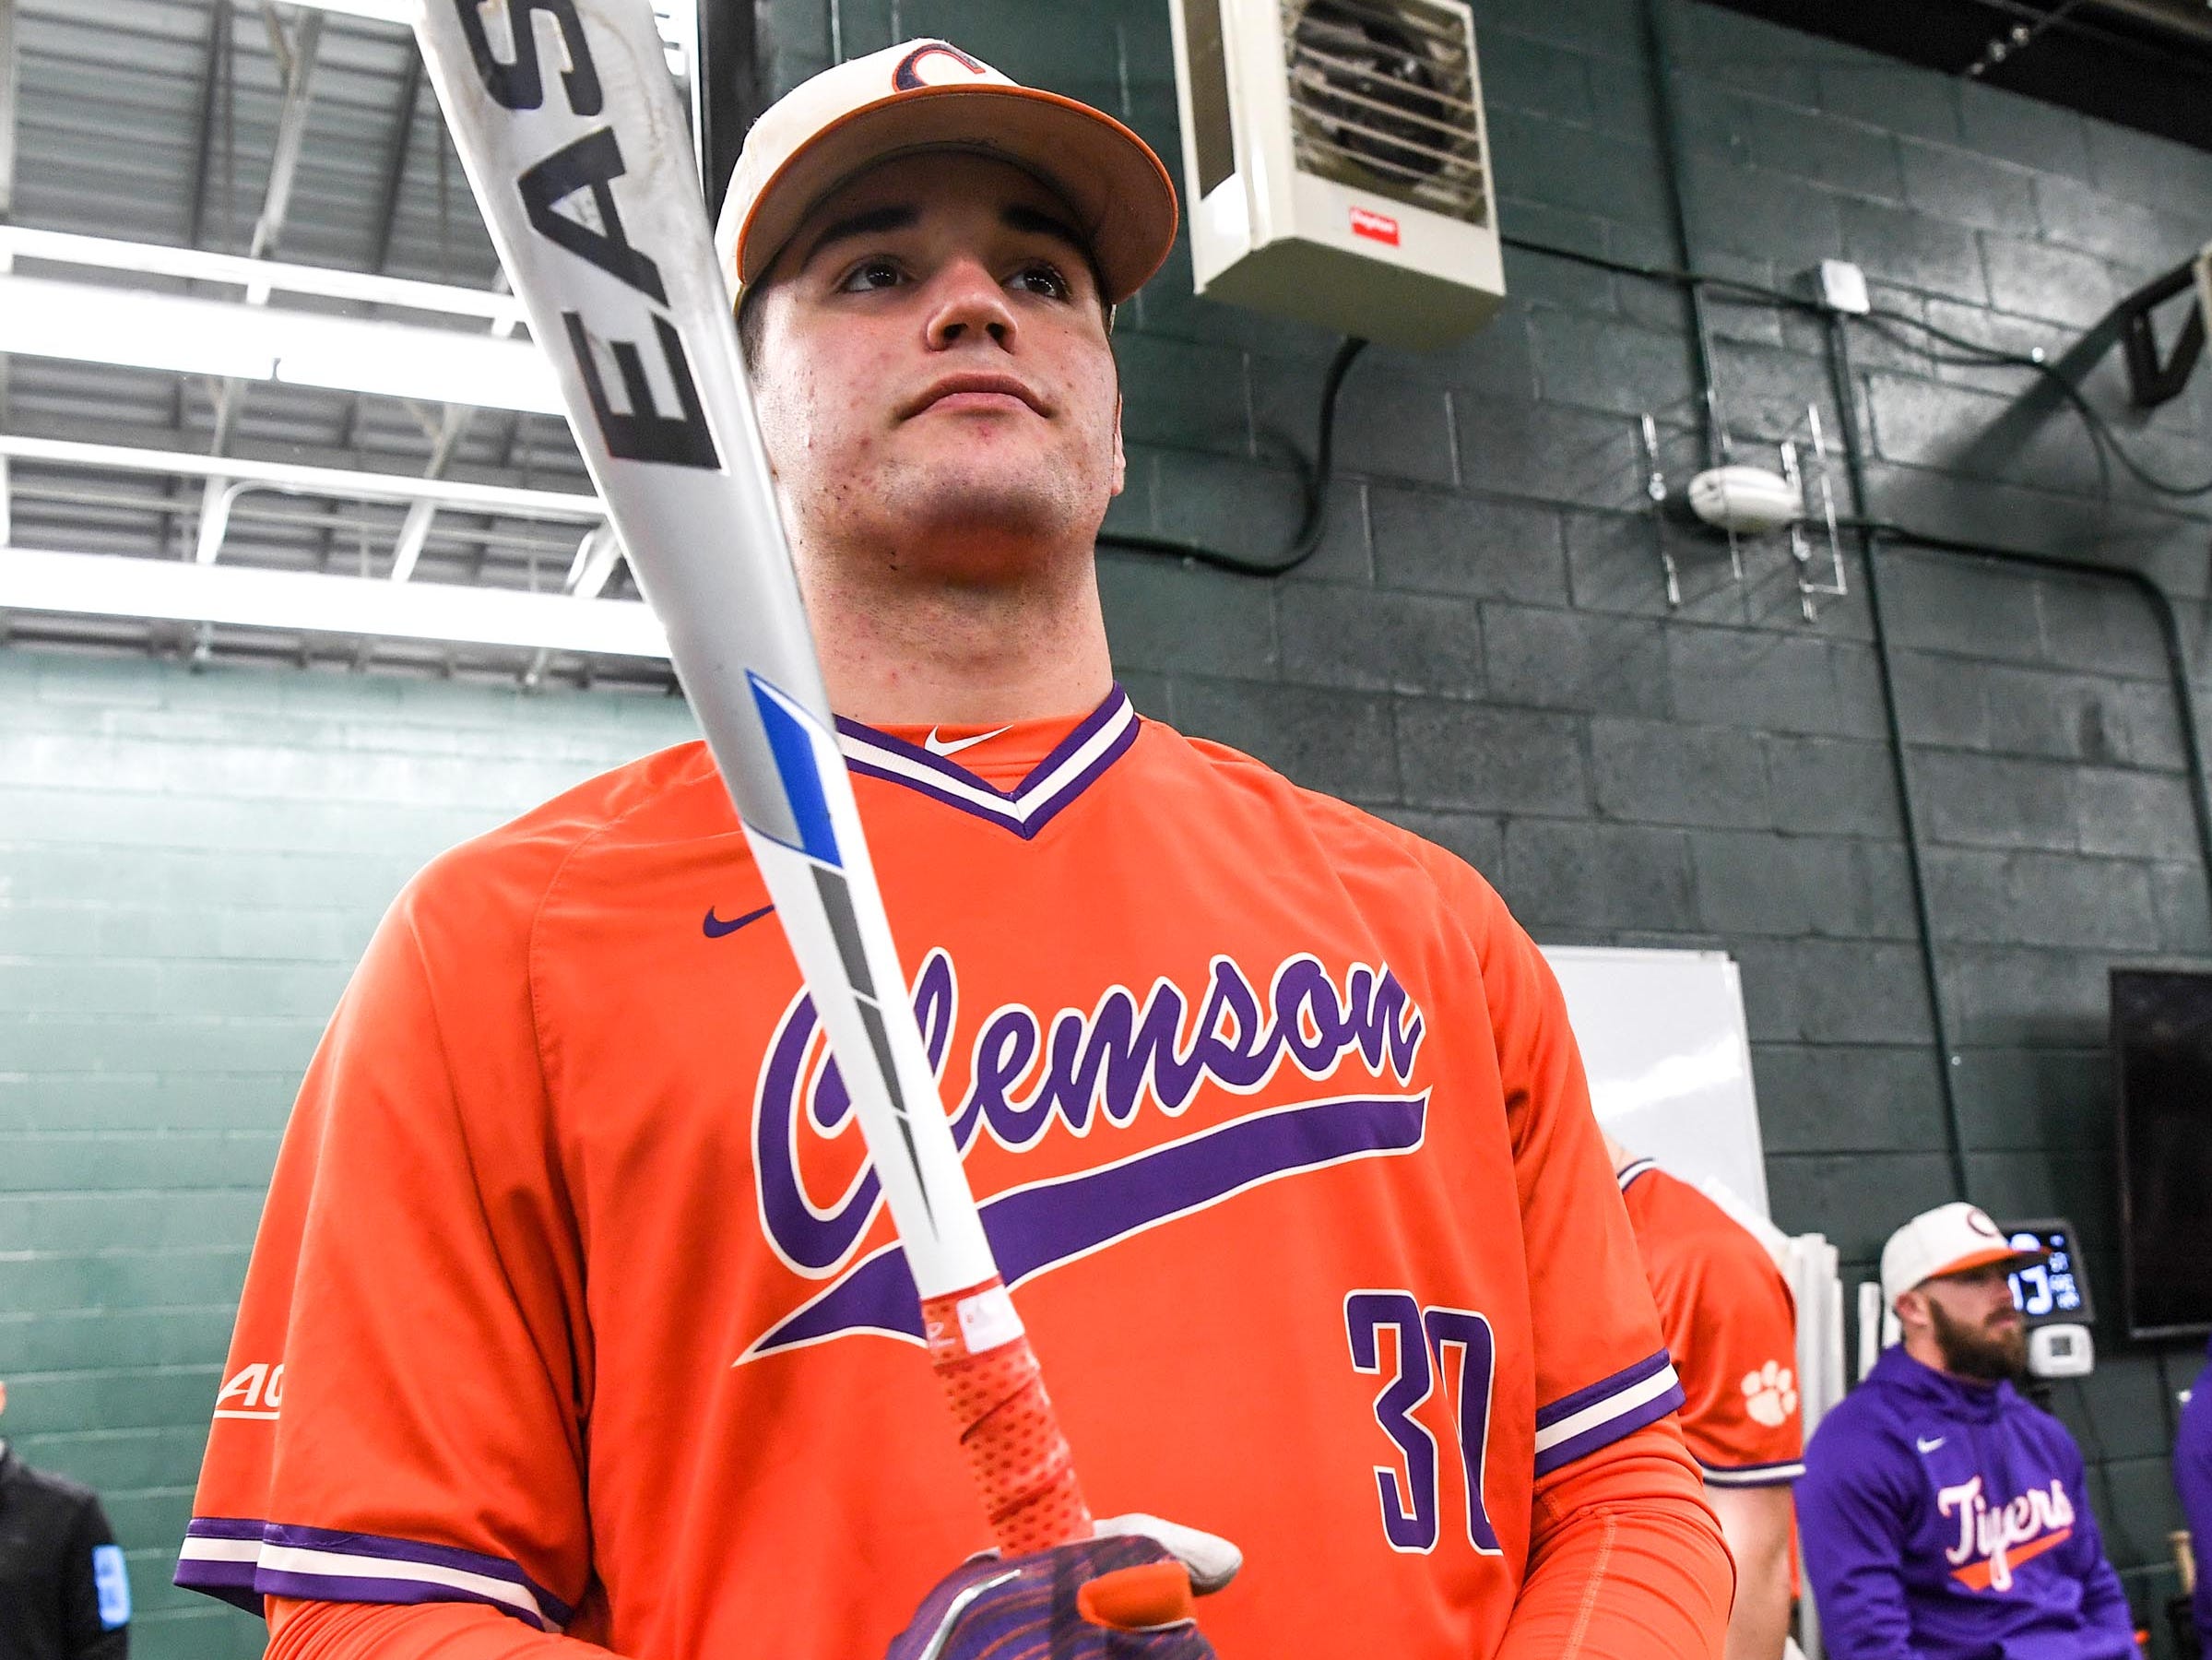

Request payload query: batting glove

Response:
[885,1514,1240,1659]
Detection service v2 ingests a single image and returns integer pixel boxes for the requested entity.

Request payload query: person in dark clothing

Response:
[0,1380,131,1660]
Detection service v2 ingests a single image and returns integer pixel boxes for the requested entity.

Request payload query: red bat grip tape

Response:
[922,1279,1093,1556]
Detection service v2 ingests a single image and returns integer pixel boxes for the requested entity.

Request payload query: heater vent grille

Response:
[1281,0,1488,227]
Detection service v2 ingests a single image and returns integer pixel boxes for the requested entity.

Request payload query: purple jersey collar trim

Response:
[834,685,1138,839]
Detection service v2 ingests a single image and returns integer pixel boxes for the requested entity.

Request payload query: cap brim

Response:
[731,83,1178,305]
[1928,1243,2049,1282]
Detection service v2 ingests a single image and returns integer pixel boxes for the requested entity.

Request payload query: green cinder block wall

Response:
[8,0,2212,1654]
[0,651,700,1659]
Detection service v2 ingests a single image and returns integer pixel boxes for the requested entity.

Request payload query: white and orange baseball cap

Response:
[713,40,1179,306]
[1880,1202,2048,1306]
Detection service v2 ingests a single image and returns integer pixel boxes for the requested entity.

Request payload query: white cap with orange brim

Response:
[1880,1201,2049,1308]
[713,40,1179,308]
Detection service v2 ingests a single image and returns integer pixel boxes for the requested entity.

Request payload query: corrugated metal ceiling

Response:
[4,0,658,684]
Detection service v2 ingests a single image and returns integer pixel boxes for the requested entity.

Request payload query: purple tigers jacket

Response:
[1798,1346,2135,1660]
[2178,1337,2212,1654]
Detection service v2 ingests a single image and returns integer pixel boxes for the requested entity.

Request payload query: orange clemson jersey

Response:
[1616,1159,1804,1488]
[179,688,1689,1659]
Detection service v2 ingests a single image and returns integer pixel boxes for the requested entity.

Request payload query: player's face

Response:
[744,152,1124,581]
[1917,1263,2028,1381]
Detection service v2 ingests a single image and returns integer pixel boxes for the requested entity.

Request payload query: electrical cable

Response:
[1490,231,2211,501]
[1097,230,2207,592]
[1822,313,1974,1203]
[1496,231,1824,314]
[1095,335,1367,578]
[2064,1375,2131,1562]
[1858,313,2113,504]
[1835,511,2212,941]
[2154,1349,2176,1449]
[1863,305,2212,499]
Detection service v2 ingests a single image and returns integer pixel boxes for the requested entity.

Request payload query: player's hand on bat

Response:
[886,1515,1241,1658]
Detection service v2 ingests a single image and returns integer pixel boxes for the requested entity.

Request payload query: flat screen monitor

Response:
[1997,1219,2091,1327]
[2112,968,2212,1339]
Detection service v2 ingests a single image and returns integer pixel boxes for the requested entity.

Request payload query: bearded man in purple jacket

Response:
[1799,1203,2138,1660]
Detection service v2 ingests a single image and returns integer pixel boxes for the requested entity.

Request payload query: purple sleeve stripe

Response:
[1699,1458,1806,1488]
[1533,1375,1686,1476]
[172,1516,573,1629]
[1534,1349,1674,1430]
[172,1555,265,1616]
[183,1517,266,1542]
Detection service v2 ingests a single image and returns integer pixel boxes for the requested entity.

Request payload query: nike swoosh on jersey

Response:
[703,903,775,939]
[1917,1436,1946,1453]
[922,724,1010,757]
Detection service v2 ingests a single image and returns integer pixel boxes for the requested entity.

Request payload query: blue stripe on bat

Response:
[749,673,842,867]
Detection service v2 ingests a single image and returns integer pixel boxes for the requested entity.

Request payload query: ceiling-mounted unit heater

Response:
[1165,0,1505,350]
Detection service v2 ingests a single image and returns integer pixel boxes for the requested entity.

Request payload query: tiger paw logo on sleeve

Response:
[1741,1360,1797,1429]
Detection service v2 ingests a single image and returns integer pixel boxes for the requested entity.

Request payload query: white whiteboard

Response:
[1540,945,1770,1219]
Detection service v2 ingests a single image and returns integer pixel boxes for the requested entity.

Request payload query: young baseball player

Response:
[1798,1203,2135,1660]
[175,39,1733,1660]
[1607,1141,1804,1660]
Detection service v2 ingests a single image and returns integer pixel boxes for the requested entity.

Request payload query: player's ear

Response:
[1109,395,1125,497]
[1894,1288,1924,1333]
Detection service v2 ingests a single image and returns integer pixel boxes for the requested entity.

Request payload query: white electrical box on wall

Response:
[1165,0,1507,350]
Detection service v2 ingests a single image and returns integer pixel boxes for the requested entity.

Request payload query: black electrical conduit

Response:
[1094,335,1367,576]
[1554,0,2208,1206]
[1092,84,2212,1214]
[1844,511,2212,952]
[1813,275,2212,1204]
[1096,234,2212,1211]
[1814,311,1973,1200]
[1640,0,1732,475]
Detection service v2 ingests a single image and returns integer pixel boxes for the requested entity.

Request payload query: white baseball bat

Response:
[411,0,1090,1555]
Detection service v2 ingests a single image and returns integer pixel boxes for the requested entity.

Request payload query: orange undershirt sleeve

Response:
[267,1598,620,1660]
[1495,1424,1734,1660]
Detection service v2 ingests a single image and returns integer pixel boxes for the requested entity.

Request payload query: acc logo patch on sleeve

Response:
[92,1542,132,1629]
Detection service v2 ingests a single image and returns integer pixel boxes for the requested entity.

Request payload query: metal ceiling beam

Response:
[365,52,422,277]
[0,0,18,224]
[0,0,17,548]
[0,433,603,520]
[208,2,326,459]
[0,546,668,659]
[248,4,323,263]
[0,0,18,553]
[161,0,240,563]
[183,1,234,249]
[0,227,525,321]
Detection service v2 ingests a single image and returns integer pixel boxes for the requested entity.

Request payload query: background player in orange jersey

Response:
[1606,1137,1804,1660]
[177,38,1733,1660]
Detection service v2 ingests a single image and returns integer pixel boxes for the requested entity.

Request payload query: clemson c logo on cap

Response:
[893,42,989,89]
